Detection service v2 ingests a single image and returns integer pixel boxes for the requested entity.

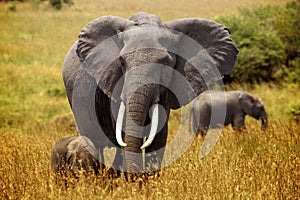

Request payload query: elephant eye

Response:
[119,56,125,65]
[119,56,126,72]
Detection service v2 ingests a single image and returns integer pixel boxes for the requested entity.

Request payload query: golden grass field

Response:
[0,0,299,199]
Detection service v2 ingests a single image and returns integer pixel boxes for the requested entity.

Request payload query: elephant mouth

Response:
[116,101,159,149]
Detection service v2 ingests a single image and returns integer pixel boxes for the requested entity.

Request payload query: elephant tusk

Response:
[141,104,159,149]
[116,102,127,147]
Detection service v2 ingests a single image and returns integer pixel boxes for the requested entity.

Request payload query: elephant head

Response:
[238,91,268,129]
[72,12,238,173]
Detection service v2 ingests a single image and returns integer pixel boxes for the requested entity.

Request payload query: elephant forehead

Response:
[129,12,162,26]
[121,27,175,53]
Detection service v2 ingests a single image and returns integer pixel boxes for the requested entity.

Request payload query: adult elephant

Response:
[61,12,238,176]
[190,90,268,137]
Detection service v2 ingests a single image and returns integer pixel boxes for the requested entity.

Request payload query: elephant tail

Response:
[189,107,194,134]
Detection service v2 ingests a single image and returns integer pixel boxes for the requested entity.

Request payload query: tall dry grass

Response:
[0,0,299,199]
[1,119,299,199]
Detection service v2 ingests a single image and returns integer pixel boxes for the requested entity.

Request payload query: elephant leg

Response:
[192,111,200,135]
[197,124,207,137]
[97,147,106,175]
[232,114,245,130]
[199,110,210,137]
[191,108,206,137]
[109,147,123,178]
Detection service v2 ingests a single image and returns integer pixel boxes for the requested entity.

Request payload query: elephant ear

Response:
[76,16,133,101]
[238,91,253,115]
[164,18,238,109]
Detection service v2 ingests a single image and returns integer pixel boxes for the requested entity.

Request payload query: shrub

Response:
[8,2,17,11]
[288,101,300,121]
[49,0,61,9]
[49,0,73,9]
[215,1,300,84]
[1,0,74,9]
[275,0,300,83]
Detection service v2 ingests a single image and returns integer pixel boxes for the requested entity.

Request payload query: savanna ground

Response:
[0,0,299,199]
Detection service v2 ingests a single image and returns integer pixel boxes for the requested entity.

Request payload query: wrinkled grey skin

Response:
[61,12,238,175]
[51,136,101,175]
[190,90,268,136]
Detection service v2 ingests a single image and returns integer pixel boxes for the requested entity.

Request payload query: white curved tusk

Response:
[116,101,127,147]
[141,104,159,149]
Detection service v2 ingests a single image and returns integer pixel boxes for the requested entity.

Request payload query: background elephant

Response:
[61,12,238,175]
[190,90,268,136]
[51,136,101,175]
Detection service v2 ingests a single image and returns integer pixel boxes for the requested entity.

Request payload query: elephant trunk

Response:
[260,109,268,130]
[121,83,159,174]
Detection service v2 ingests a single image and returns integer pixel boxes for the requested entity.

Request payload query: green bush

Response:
[49,0,73,9]
[8,2,16,11]
[1,0,74,9]
[287,61,300,82]
[215,1,300,84]
[49,0,61,9]
[276,0,300,83]
[288,101,300,121]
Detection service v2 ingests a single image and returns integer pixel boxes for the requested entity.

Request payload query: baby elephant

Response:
[51,136,101,175]
[190,90,268,136]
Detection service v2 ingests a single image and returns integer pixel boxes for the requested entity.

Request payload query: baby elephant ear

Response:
[164,18,238,109]
[238,91,254,115]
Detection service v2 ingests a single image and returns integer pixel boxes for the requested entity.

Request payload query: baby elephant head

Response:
[51,136,101,175]
[238,91,268,129]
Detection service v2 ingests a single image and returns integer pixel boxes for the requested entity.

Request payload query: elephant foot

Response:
[107,167,121,179]
[145,151,162,173]
[144,170,160,180]
[200,131,207,138]
[124,172,144,182]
